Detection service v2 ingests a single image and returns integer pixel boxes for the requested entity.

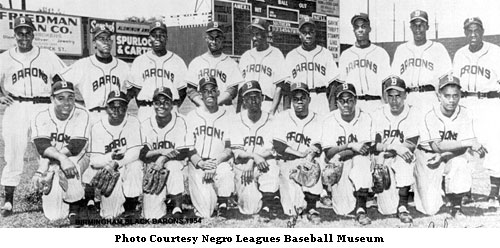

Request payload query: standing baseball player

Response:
[321,82,375,225]
[0,16,66,217]
[230,80,280,218]
[185,76,234,218]
[285,16,339,115]
[186,22,243,111]
[371,76,420,223]
[414,74,486,217]
[140,87,189,219]
[83,91,143,219]
[339,13,390,113]
[272,82,323,223]
[31,80,89,223]
[238,18,287,114]
[128,21,188,121]
[391,10,452,113]
[452,17,500,210]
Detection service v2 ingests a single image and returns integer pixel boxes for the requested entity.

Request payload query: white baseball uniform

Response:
[339,44,391,113]
[140,112,188,219]
[391,40,452,112]
[239,45,287,112]
[415,105,476,215]
[453,41,500,177]
[285,45,339,114]
[31,105,90,220]
[272,109,322,216]
[0,46,66,187]
[229,111,278,215]
[129,50,188,121]
[185,107,234,218]
[321,107,374,215]
[84,114,143,219]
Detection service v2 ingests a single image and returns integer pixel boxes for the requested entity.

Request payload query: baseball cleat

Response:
[217,203,228,218]
[172,207,184,218]
[355,209,372,226]
[397,206,413,223]
[259,205,277,220]
[1,202,13,217]
[306,208,321,224]
[487,197,499,211]
[450,207,466,219]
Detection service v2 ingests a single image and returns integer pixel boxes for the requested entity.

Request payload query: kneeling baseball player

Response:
[31,81,89,223]
[140,87,190,219]
[83,91,143,219]
[415,73,487,217]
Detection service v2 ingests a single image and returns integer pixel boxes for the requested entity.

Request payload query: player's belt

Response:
[406,84,435,93]
[89,106,107,112]
[461,91,500,99]
[263,95,273,101]
[357,95,381,101]
[309,87,327,94]
[9,94,51,104]
[136,100,153,107]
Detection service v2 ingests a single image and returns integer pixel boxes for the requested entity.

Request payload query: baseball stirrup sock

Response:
[489,177,500,198]
[169,193,183,209]
[354,188,369,212]
[304,192,320,211]
[124,197,139,212]
[4,186,15,204]
[398,186,411,208]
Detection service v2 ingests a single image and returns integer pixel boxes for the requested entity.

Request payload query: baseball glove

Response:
[90,162,120,198]
[289,158,321,188]
[322,160,343,186]
[371,161,391,194]
[143,164,169,195]
[32,171,55,195]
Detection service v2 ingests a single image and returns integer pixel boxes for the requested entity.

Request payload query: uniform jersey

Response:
[272,110,322,154]
[229,111,274,154]
[185,52,243,92]
[453,41,500,92]
[321,107,374,150]
[0,46,65,97]
[58,55,130,110]
[89,114,142,155]
[392,40,452,88]
[129,50,188,101]
[185,107,232,159]
[339,44,391,96]
[372,104,420,144]
[140,112,189,151]
[239,46,287,99]
[419,105,475,143]
[285,45,339,89]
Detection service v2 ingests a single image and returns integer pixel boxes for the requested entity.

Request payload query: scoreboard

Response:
[213,0,340,60]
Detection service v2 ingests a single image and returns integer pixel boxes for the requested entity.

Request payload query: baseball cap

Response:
[335,83,357,98]
[206,21,223,33]
[299,16,316,31]
[153,87,173,100]
[91,25,112,39]
[241,80,262,96]
[438,72,461,89]
[290,82,310,95]
[149,20,167,34]
[410,10,428,23]
[198,76,218,90]
[464,17,483,29]
[383,76,406,92]
[14,16,35,31]
[51,80,75,95]
[106,90,129,104]
[351,13,370,25]
[248,18,269,31]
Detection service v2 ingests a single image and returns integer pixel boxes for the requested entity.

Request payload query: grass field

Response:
[1,102,500,228]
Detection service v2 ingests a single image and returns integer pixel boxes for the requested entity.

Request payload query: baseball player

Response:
[30,81,89,223]
[321,82,375,225]
[285,16,340,115]
[82,91,143,219]
[414,74,486,217]
[391,10,452,113]
[128,21,188,121]
[140,87,189,219]
[229,80,280,218]
[339,13,391,113]
[238,18,287,114]
[272,82,323,223]
[0,16,66,217]
[185,76,234,218]
[452,17,500,210]
[57,25,130,123]
[186,22,243,112]
[371,76,420,223]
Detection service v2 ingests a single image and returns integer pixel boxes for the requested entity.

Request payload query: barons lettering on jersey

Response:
[292,62,326,78]
[244,135,264,146]
[336,134,358,146]
[194,125,224,140]
[346,59,378,74]
[12,68,48,84]
[383,129,405,143]
[92,75,121,92]
[50,133,70,143]
[242,64,272,78]
[152,140,175,149]
[459,65,491,79]
[142,68,175,82]
[198,69,227,83]
[105,138,127,153]
[286,132,311,146]
[439,130,458,141]
[400,58,434,74]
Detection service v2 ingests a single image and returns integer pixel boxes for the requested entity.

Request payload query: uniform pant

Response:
[309,92,330,115]
[233,159,279,215]
[406,91,438,116]
[413,149,444,215]
[142,160,185,219]
[357,99,384,114]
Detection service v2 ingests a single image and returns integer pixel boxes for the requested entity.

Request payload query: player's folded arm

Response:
[115,145,142,168]
[126,86,141,101]
[213,141,233,165]
[324,143,352,161]
[89,152,114,169]
[273,138,304,159]
[218,85,239,105]
[175,87,187,107]
[33,137,52,158]
[65,137,88,156]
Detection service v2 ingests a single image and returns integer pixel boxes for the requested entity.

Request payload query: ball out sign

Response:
[0,8,83,56]
[115,22,150,59]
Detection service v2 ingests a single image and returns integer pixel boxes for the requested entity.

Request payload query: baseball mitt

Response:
[322,160,343,186]
[90,162,120,198]
[33,171,55,195]
[143,164,169,195]
[371,161,391,194]
[289,158,321,188]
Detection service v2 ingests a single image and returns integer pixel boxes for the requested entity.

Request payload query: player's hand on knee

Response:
[60,158,79,179]
[241,161,254,186]
[198,160,217,170]
[162,149,179,160]
[349,142,370,155]
[153,156,168,171]
[390,145,414,163]
[254,155,269,172]
[0,95,14,106]
[32,172,43,191]
[427,153,443,169]
[471,143,488,158]
[111,148,126,160]
[203,169,216,183]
